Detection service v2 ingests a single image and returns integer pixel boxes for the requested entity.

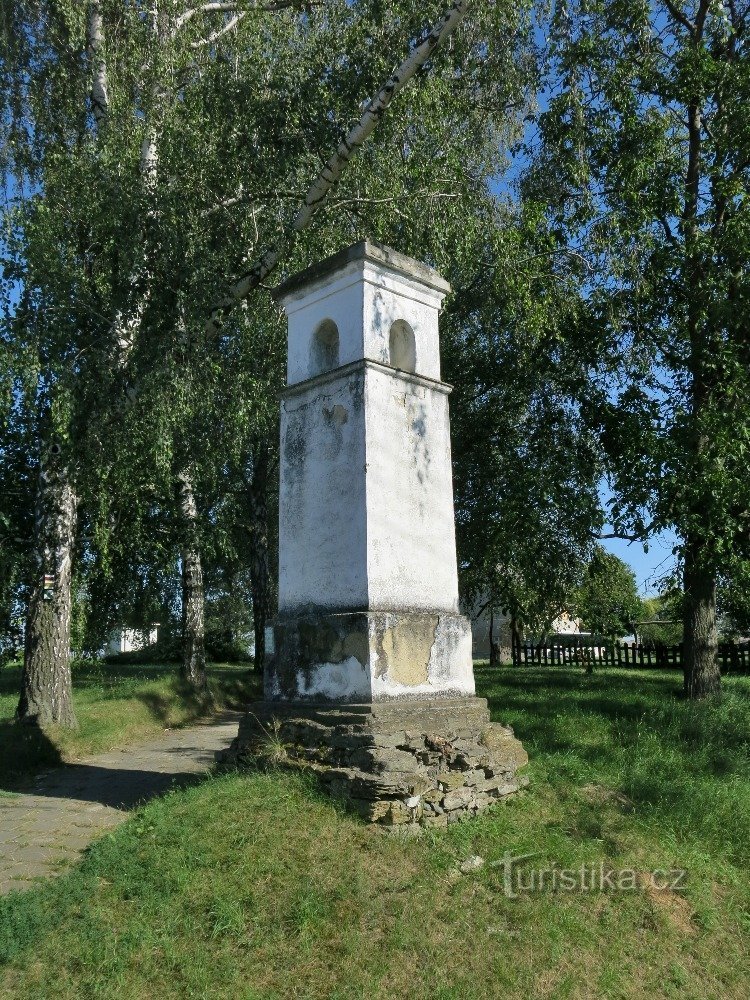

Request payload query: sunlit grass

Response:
[0,666,747,997]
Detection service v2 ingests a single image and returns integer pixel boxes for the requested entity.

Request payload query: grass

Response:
[0,660,258,786]
[1,666,749,998]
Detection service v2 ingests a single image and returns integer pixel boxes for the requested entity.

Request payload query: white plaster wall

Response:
[278,370,369,614]
[369,615,475,700]
[284,263,365,384]
[296,657,371,701]
[361,262,443,381]
[364,365,460,613]
[106,626,158,654]
[281,260,445,386]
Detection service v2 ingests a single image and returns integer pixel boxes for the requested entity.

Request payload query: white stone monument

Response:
[229,242,527,828]
[269,240,474,702]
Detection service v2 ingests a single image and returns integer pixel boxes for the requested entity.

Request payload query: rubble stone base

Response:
[221,697,528,828]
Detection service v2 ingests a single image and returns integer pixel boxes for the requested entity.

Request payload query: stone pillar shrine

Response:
[228,241,527,827]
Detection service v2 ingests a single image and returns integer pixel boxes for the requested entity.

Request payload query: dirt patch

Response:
[637,871,696,936]
[580,783,634,810]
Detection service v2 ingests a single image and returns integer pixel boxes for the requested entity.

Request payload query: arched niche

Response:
[310,318,339,376]
[388,319,417,373]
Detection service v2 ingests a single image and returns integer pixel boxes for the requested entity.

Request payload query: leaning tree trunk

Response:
[682,538,720,698]
[205,0,473,337]
[178,469,207,690]
[248,443,271,671]
[17,454,78,728]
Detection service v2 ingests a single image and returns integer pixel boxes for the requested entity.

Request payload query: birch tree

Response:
[1,2,119,725]
[3,0,535,721]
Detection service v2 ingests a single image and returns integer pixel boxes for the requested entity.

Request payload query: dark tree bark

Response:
[682,538,721,698]
[248,442,271,671]
[677,9,721,699]
[178,469,207,690]
[17,451,78,728]
[511,617,522,667]
[489,608,501,667]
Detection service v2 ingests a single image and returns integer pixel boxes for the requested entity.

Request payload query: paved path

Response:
[0,712,241,895]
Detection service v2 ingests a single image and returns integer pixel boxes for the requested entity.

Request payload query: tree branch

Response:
[204,0,474,338]
[597,522,657,543]
[174,1,315,33]
[661,0,696,37]
[191,12,245,47]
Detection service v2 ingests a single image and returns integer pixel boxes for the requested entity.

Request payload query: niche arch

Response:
[310,318,340,376]
[388,319,416,373]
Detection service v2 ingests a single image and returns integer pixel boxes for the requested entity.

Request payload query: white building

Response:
[106,625,159,656]
[469,606,583,661]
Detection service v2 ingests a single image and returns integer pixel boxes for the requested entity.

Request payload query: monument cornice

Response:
[273,239,452,302]
[279,357,453,400]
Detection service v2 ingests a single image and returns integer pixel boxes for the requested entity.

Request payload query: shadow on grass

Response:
[0,712,241,805]
[0,720,63,787]
[0,661,256,791]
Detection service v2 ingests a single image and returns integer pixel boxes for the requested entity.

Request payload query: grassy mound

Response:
[0,667,748,998]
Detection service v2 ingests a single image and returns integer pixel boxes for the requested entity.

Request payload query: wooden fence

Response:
[511,638,750,673]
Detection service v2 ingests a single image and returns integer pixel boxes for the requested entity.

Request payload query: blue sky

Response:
[599,530,678,597]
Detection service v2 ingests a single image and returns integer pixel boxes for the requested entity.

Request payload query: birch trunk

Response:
[88,2,109,123]
[17,454,78,728]
[178,469,207,690]
[14,5,109,729]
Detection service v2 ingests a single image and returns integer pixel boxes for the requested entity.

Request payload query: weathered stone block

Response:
[480,727,528,770]
[222,698,527,829]
[385,801,411,825]
[436,771,468,792]
[421,814,448,829]
[442,788,474,811]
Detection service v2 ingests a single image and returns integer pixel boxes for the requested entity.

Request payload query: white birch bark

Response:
[18,446,79,728]
[111,3,165,366]
[177,467,208,690]
[16,4,116,728]
[88,2,109,123]
[206,0,473,335]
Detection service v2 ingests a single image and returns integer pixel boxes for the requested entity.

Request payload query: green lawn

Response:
[1,666,749,998]
[0,661,259,786]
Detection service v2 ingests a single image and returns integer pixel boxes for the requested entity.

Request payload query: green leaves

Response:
[529,0,750,586]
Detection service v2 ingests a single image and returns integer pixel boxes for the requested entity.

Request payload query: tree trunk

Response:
[17,455,78,728]
[248,442,271,671]
[489,608,501,667]
[511,617,522,667]
[178,469,207,690]
[682,539,720,698]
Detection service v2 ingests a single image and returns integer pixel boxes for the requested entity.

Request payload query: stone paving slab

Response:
[0,712,242,895]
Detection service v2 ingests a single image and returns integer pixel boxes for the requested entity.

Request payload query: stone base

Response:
[266,610,474,703]
[221,697,528,828]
